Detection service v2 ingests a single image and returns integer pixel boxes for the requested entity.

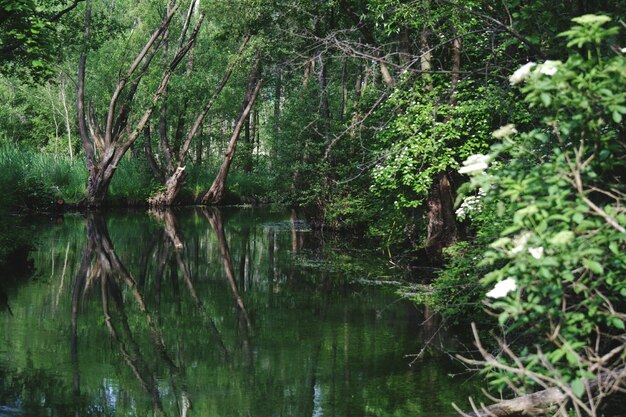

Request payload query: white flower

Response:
[621,47,626,53]
[509,232,531,255]
[539,60,560,76]
[459,154,490,175]
[492,124,518,139]
[528,247,544,259]
[486,278,517,299]
[509,62,536,85]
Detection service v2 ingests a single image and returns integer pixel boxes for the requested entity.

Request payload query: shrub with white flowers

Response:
[460,15,626,417]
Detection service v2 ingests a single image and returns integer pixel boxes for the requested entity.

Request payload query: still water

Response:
[0,207,480,417]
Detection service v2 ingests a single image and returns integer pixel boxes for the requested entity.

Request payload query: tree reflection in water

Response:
[0,208,483,417]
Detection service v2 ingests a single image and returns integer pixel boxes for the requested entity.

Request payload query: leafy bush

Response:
[431,199,505,322]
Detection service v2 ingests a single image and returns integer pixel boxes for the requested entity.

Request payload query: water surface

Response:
[0,207,480,416]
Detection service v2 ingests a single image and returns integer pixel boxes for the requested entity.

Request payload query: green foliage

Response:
[466,16,626,405]
[0,0,87,80]
[372,81,515,208]
[226,170,275,202]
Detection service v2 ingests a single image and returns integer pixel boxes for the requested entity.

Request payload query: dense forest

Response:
[1,0,625,416]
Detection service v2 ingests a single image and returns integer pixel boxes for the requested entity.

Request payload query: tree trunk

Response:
[243,110,254,173]
[60,75,73,159]
[199,77,263,205]
[399,28,412,67]
[243,53,261,175]
[318,53,330,141]
[449,35,461,105]
[420,28,433,90]
[85,148,122,206]
[425,171,458,258]
[148,166,186,207]
[273,65,282,131]
[195,123,203,165]
[143,126,164,183]
[301,58,314,92]
[339,58,347,121]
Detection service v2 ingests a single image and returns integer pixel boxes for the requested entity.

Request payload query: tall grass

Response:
[184,163,218,202]
[107,155,158,205]
[0,145,87,211]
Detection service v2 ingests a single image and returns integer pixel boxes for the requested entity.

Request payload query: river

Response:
[0,207,481,416]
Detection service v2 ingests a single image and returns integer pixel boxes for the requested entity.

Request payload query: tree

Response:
[199,57,263,205]
[77,0,202,207]
[145,32,252,207]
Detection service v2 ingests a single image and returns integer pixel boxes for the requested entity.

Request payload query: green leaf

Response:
[540,92,552,107]
[612,111,622,124]
[612,318,625,330]
[571,14,611,25]
[571,378,585,398]
[550,348,565,363]
[582,259,603,274]
[550,231,574,245]
[566,350,579,366]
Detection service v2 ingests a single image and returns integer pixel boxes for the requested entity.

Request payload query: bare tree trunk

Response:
[459,388,567,417]
[148,167,186,206]
[199,75,263,205]
[77,0,95,188]
[449,36,461,105]
[242,55,261,174]
[45,83,61,155]
[195,123,204,165]
[399,28,412,67]
[143,126,164,183]
[301,58,314,92]
[243,111,254,174]
[274,66,282,130]
[60,76,74,159]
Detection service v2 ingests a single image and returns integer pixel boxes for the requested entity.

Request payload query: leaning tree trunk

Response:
[199,77,263,205]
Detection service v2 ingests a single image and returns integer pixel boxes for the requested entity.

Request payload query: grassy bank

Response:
[0,145,279,212]
[0,145,86,211]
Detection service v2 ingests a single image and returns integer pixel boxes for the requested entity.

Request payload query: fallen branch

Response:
[454,387,567,417]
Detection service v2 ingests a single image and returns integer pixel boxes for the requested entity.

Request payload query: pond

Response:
[0,207,481,417]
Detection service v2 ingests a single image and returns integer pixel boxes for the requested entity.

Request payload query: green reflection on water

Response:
[0,208,480,417]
